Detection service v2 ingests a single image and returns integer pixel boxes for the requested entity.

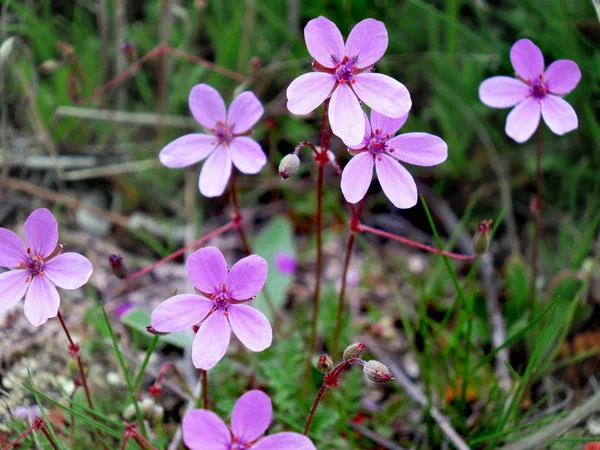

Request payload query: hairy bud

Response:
[120,42,138,64]
[473,219,493,256]
[363,360,392,383]
[39,60,62,74]
[343,343,366,361]
[317,354,333,374]
[109,254,128,279]
[123,403,137,422]
[279,154,300,179]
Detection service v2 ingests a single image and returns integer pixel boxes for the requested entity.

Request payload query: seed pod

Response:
[473,219,493,255]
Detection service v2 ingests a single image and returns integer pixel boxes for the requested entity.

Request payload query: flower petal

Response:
[227,91,264,133]
[345,18,388,68]
[375,155,418,209]
[544,60,581,96]
[189,84,226,130]
[510,39,544,83]
[541,94,578,136]
[227,255,268,300]
[304,16,345,67]
[228,304,272,352]
[478,76,530,108]
[0,270,29,314]
[253,433,317,450]
[505,97,541,143]
[0,229,27,267]
[347,110,371,150]
[43,253,92,289]
[370,110,408,138]
[340,152,374,204]
[187,247,228,295]
[385,133,448,166]
[24,208,58,258]
[229,137,266,175]
[353,73,411,118]
[182,409,231,450]
[329,83,365,146]
[159,134,216,168]
[192,310,230,370]
[286,73,336,115]
[23,275,60,327]
[231,390,272,443]
[151,294,214,332]
[199,146,232,197]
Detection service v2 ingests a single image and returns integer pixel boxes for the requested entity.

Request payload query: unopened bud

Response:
[279,154,300,179]
[57,41,74,59]
[343,343,366,361]
[146,325,170,336]
[152,405,164,424]
[123,403,136,422]
[317,355,333,373]
[149,384,161,398]
[39,60,62,74]
[363,360,392,383]
[140,398,154,419]
[120,42,138,64]
[67,359,79,378]
[109,254,128,279]
[473,219,492,256]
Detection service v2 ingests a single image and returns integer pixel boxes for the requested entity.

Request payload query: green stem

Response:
[133,335,160,392]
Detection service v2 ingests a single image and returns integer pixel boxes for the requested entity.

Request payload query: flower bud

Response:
[109,254,128,279]
[120,42,138,64]
[363,360,392,383]
[67,359,79,378]
[317,355,333,374]
[152,405,164,424]
[343,343,366,361]
[140,398,154,419]
[39,59,62,74]
[473,219,492,256]
[279,154,300,179]
[123,403,137,422]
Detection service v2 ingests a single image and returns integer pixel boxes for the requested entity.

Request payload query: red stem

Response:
[358,223,478,261]
[128,221,236,281]
[39,426,60,450]
[201,369,208,409]
[133,431,158,450]
[528,124,542,310]
[3,423,36,449]
[57,310,95,412]
[303,383,327,435]
[230,172,251,255]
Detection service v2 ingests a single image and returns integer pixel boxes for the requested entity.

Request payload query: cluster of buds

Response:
[123,397,164,425]
[473,219,493,256]
[316,342,391,387]
[279,154,300,179]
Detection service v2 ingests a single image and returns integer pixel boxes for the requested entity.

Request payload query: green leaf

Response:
[252,216,296,320]
[504,255,530,325]
[121,308,194,349]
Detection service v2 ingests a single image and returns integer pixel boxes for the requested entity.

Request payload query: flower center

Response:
[20,251,44,280]
[335,56,357,85]
[530,75,547,100]
[213,121,233,145]
[212,284,231,310]
[367,128,395,159]
[230,442,250,450]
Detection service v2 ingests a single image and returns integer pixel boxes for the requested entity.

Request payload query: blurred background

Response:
[1,0,600,449]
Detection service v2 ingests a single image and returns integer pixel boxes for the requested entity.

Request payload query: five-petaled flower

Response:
[150,247,272,370]
[0,209,93,327]
[341,110,447,208]
[286,16,412,146]
[183,390,316,450]
[479,38,581,143]
[159,84,267,197]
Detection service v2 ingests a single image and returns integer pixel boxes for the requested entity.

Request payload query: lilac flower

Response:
[12,405,41,420]
[0,209,93,327]
[150,247,272,370]
[286,16,411,145]
[274,252,296,275]
[341,110,447,208]
[159,84,266,197]
[183,390,316,450]
[479,38,581,143]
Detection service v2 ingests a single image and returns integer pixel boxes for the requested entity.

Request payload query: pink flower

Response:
[150,247,272,370]
[286,16,411,145]
[341,110,447,209]
[159,84,266,197]
[183,390,316,450]
[274,252,296,275]
[0,209,93,327]
[479,38,581,143]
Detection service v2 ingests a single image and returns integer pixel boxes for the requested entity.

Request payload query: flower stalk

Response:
[3,417,59,450]
[528,123,543,311]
